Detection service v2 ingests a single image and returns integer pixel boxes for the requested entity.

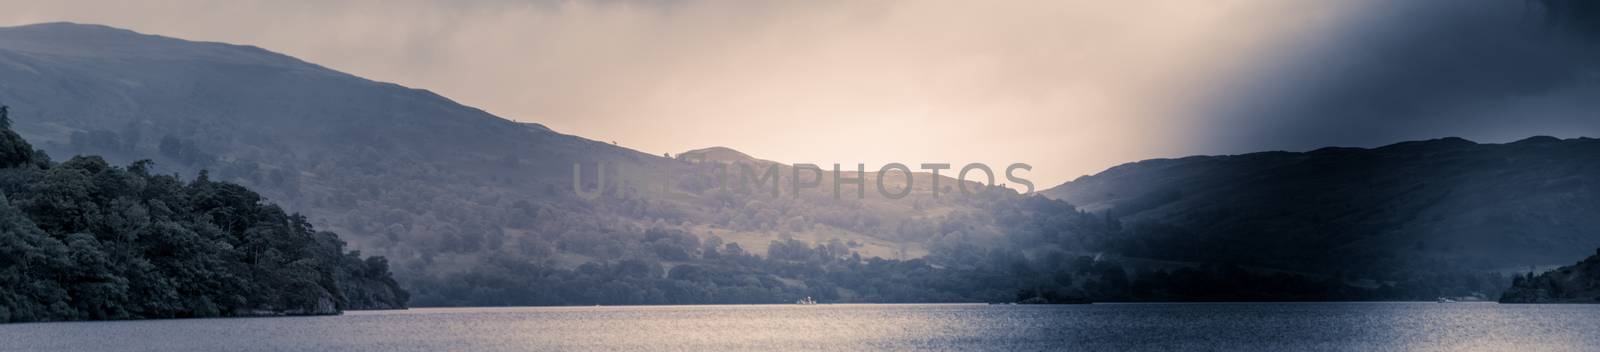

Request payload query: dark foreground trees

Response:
[0,106,406,323]
[1501,248,1600,303]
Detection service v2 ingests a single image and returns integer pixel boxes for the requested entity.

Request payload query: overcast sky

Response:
[2,0,1594,187]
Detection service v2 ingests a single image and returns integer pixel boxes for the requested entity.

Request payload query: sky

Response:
[1,0,1595,187]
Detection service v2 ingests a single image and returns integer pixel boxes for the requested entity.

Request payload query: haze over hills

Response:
[6,22,1599,306]
[0,22,1040,305]
[0,22,989,257]
[1044,136,1600,276]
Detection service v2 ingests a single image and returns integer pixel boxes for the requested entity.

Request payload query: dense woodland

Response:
[1501,248,1600,303]
[0,107,407,323]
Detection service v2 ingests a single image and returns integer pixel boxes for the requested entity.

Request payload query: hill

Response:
[1044,137,1600,296]
[0,22,1029,306]
[1501,248,1600,303]
[0,106,406,323]
[12,22,1597,305]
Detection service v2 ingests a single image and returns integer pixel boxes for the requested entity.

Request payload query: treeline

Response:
[403,226,1492,306]
[0,107,407,323]
[404,185,1509,306]
[969,192,1512,302]
[1501,248,1600,303]
[405,233,1052,306]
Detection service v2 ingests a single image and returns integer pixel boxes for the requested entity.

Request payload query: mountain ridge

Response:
[1043,134,1600,275]
[0,22,323,71]
[8,22,1597,305]
[0,23,1010,305]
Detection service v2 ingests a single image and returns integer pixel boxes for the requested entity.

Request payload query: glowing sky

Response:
[2,0,1594,187]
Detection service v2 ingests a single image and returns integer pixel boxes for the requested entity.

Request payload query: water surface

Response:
[3,303,1597,351]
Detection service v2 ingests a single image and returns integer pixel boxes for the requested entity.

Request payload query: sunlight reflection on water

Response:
[2,303,1597,351]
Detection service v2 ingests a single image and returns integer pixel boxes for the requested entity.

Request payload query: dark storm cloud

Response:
[1196,0,1600,153]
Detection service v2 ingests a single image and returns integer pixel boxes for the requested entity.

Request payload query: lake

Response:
[3,303,1597,351]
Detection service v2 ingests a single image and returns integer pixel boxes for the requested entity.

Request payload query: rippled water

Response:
[3,303,1599,351]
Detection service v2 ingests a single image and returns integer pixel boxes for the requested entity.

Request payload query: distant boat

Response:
[796,296,817,305]
[1437,297,1458,303]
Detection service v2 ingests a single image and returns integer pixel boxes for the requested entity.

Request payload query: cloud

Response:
[3,0,1375,185]
[1192,0,1600,153]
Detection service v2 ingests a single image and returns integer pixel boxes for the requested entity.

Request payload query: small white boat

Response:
[796,296,817,305]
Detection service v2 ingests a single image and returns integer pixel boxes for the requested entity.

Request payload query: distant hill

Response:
[1044,136,1600,282]
[11,22,1594,305]
[678,147,774,165]
[0,22,1016,306]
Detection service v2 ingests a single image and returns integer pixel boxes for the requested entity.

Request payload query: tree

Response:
[0,107,408,323]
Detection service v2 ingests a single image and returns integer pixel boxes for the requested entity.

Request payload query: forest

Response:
[1501,248,1600,303]
[0,106,407,323]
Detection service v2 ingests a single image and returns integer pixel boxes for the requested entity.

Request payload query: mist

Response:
[1193,0,1600,154]
[1,0,1366,185]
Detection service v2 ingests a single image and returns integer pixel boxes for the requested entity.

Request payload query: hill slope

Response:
[12,22,1595,304]
[0,107,406,323]
[1497,248,1600,302]
[0,22,1019,305]
[1501,248,1600,303]
[1044,136,1600,281]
